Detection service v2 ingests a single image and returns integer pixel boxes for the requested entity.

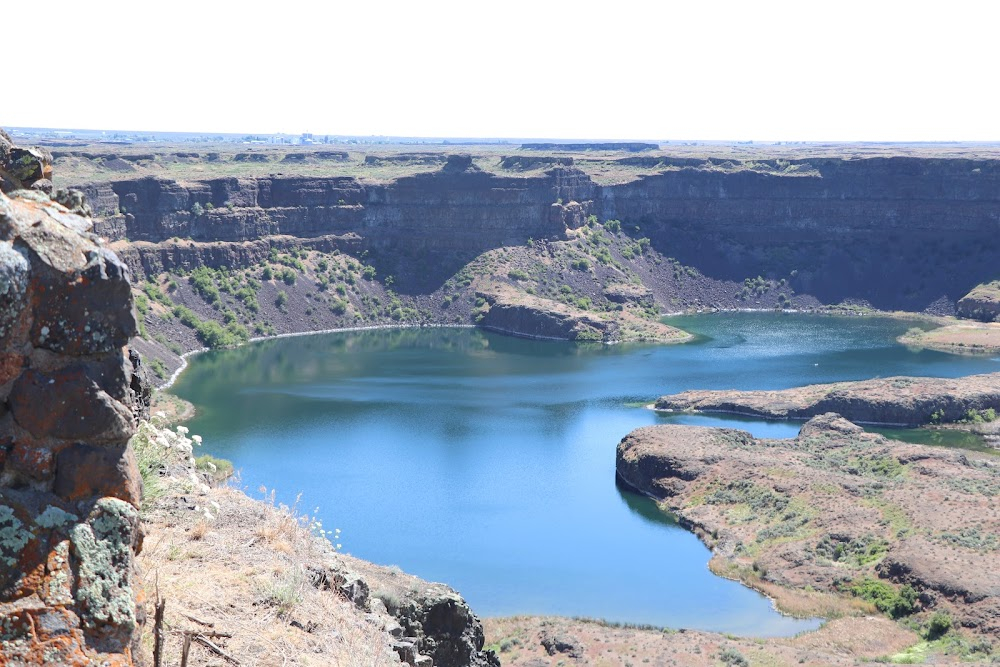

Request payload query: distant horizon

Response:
[9,125,999,147]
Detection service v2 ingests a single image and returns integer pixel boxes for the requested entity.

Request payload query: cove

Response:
[170,313,1000,636]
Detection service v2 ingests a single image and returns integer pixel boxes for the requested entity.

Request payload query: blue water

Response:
[170,313,999,635]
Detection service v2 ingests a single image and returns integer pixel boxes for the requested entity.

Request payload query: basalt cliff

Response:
[77,154,1000,312]
[1,130,147,665]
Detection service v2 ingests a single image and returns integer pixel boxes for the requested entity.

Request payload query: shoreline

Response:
[157,322,478,390]
[613,471,825,630]
[158,306,965,391]
[650,405,914,428]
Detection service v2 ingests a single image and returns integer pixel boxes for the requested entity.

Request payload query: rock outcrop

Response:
[315,555,500,667]
[74,155,1000,312]
[655,372,1000,426]
[958,281,1000,322]
[475,283,689,343]
[616,415,1000,635]
[77,161,593,294]
[1,139,145,664]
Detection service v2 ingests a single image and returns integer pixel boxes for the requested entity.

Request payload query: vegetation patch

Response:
[814,534,888,566]
[845,576,919,618]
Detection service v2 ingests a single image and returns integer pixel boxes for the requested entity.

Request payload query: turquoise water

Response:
[171,314,999,635]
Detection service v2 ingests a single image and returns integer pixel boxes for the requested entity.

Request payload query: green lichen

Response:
[0,505,31,567]
[69,498,138,635]
[34,505,78,529]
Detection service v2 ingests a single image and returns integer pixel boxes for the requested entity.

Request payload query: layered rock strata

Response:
[75,155,1000,311]
[476,283,688,343]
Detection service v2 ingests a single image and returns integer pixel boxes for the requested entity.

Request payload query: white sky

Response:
[6,0,998,141]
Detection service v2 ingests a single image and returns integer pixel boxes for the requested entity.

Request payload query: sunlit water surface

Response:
[171,313,999,635]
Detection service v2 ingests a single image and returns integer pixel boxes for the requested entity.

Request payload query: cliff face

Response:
[79,155,1000,311]
[601,158,1000,308]
[83,156,590,293]
[1,141,146,665]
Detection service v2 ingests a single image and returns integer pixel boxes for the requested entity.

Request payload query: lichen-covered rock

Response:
[0,133,145,665]
[0,241,29,342]
[0,128,53,193]
[70,498,140,649]
[0,491,136,666]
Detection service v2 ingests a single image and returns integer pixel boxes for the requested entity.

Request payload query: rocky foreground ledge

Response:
[656,372,1000,426]
[616,415,1000,638]
[138,420,498,667]
[1,133,149,664]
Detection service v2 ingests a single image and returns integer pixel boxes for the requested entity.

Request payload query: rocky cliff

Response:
[76,155,1000,312]
[958,281,1000,322]
[655,372,1000,426]
[1,134,147,665]
[616,415,1000,636]
[600,158,1000,309]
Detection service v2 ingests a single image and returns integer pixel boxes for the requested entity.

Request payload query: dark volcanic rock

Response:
[0,137,145,665]
[958,281,1000,322]
[616,416,1000,635]
[656,372,1000,426]
[318,555,500,667]
[75,155,1000,311]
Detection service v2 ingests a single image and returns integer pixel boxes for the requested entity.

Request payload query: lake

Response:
[170,313,999,635]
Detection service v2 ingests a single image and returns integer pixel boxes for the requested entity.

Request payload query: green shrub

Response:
[604,218,622,233]
[276,254,305,271]
[148,358,167,380]
[571,258,590,271]
[235,287,260,312]
[262,266,274,280]
[925,611,952,640]
[189,267,221,303]
[280,268,297,285]
[135,293,150,316]
[275,291,289,308]
[718,647,748,667]
[848,577,919,618]
[195,454,235,483]
[143,282,171,304]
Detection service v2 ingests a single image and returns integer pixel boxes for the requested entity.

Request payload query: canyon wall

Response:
[1,133,146,665]
[78,155,1000,310]
[603,158,1000,307]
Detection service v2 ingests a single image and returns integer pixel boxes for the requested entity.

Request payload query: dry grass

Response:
[899,320,1000,354]
[707,557,869,619]
[137,484,401,667]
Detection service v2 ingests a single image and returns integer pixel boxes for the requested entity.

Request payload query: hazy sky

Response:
[6,1,997,141]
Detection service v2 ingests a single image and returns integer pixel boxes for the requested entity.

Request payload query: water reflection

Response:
[172,315,1000,634]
